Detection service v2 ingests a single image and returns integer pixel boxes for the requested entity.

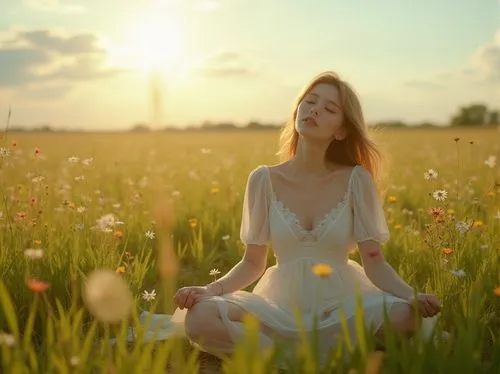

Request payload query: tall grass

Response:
[0,128,499,373]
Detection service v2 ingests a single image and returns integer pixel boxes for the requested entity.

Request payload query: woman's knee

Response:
[388,302,418,335]
[185,301,218,341]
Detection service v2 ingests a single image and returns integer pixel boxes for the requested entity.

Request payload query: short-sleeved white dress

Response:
[135,164,439,363]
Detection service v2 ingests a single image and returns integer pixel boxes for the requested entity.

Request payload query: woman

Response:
[143,71,443,364]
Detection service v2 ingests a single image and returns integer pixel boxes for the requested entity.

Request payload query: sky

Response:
[0,0,499,130]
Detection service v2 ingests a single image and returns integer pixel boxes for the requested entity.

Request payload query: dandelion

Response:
[145,230,155,239]
[27,279,50,293]
[116,266,126,274]
[96,213,116,231]
[24,248,43,259]
[142,289,157,302]
[424,169,438,180]
[472,220,484,228]
[432,189,448,201]
[312,263,333,278]
[484,155,497,168]
[83,269,133,324]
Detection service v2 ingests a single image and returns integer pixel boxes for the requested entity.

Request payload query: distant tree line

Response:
[7,103,500,133]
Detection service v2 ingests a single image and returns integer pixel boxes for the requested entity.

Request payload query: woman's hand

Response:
[173,286,219,310]
[409,293,442,317]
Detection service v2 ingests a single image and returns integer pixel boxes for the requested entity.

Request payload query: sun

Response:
[115,11,185,74]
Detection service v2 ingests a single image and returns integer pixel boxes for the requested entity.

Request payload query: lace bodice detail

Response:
[271,190,349,242]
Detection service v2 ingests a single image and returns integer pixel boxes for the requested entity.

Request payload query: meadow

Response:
[0,127,499,373]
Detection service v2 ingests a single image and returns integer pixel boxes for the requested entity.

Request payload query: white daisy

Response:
[145,231,155,240]
[424,169,438,180]
[209,268,221,277]
[141,289,157,302]
[432,189,448,201]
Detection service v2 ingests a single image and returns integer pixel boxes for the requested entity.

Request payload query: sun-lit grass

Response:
[0,127,499,373]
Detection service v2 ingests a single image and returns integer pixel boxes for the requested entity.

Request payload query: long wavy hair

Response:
[277,71,386,181]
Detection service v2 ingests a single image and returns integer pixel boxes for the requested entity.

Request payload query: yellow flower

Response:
[33,240,41,246]
[113,231,123,239]
[494,286,500,297]
[312,263,333,278]
[116,266,126,274]
[472,220,484,228]
[447,208,455,215]
[388,196,397,203]
[188,218,198,228]
[211,187,220,195]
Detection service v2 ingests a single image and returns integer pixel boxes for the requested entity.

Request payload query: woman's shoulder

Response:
[248,161,291,178]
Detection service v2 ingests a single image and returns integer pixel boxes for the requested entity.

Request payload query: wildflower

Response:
[27,279,50,293]
[211,186,220,194]
[494,287,500,297]
[0,147,10,157]
[450,269,466,277]
[456,220,472,233]
[209,268,221,278]
[145,230,155,239]
[76,206,86,213]
[484,155,497,168]
[34,147,41,156]
[387,196,397,203]
[432,189,448,201]
[11,140,17,147]
[472,220,484,228]
[142,289,157,302]
[96,213,116,231]
[442,247,453,255]
[424,169,438,180]
[24,248,43,259]
[393,224,402,229]
[0,332,16,347]
[113,231,123,239]
[116,266,126,274]
[82,157,93,166]
[428,207,445,220]
[68,156,80,163]
[222,234,230,241]
[312,263,333,278]
[188,218,198,228]
[33,239,41,246]
[83,269,133,323]
[447,208,455,216]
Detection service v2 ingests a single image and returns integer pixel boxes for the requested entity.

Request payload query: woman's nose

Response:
[310,107,319,117]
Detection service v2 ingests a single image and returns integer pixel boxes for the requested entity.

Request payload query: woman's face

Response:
[295,83,346,141]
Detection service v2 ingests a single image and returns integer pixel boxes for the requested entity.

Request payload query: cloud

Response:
[0,28,122,89]
[403,30,500,89]
[472,30,500,82]
[196,50,259,77]
[23,0,86,13]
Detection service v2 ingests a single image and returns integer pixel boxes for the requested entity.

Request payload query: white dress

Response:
[135,164,439,364]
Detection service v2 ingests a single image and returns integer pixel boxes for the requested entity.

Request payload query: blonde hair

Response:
[277,71,386,181]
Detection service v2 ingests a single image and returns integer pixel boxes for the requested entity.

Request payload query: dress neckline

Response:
[262,165,359,240]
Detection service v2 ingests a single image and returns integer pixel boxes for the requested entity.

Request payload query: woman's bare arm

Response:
[206,244,269,295]
[358,240,415,301]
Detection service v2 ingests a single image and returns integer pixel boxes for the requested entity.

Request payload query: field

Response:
[0,128,499,373]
